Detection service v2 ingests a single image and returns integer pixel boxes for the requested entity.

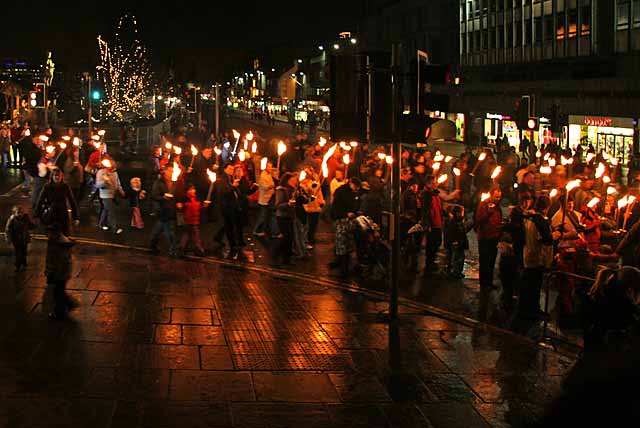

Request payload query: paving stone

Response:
[84,368,170,399]
[472,399,537,428]
[154,324,182,345]
[326,404,392,428]
[171,309,213,325]
[0,397,114,428]
[141,401,232,428]
[419,402,490,428]
[382,404,434,428]
[328,373,392,403]
[420,374,479,403]
[88,279,147,294]
[253,372,340,403]
[165,295,215,309]
[200,346,234,370]
[231,403,332,428]
[169,370,254,401]
[137,345,199,370]
[182,326,227,346]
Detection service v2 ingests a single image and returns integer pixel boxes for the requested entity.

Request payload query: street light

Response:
[318,45,324,51]
[350,38,357,44]
[333,44,340,50]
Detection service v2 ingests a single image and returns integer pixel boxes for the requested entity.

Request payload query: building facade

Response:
[452,0,640,161]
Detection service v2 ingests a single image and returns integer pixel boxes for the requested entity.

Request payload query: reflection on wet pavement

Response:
[0,240,575,427]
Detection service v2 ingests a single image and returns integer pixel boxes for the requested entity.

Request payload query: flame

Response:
[550,188,558,198]
[244,140,248,151]
[444,155,453,163]
[437,174,448,184]
[277,141,287,156]
[206,169,216,183]
[322,143,338,178]
[343,154,350,164]
[245,131,254,141]
[318,137,327,147]
[618,196,629,209]
[24,129,31,136]
[92,135,101,141]
[629,195,637,205]
[232,129,241,140]
[62,136,71,141]
[238,150,246,162]
[544,153,550,161]
[432,162,441,171]
[385,155,393,165]
[453,167,461,176]
[478,152,487,162]
[611,158,619,166]
[173,146,182,155]
[566,179,581,192]
[73,137,81,147]
[39,135,49,142]
[101,159,112,168]
[92,141,101,149]
[435,150,441,156]
[171,162,181,182]
[260,157,268,170]
[567,157,574,165]
[540,166,552,175]
[349,141,358,147]
[548,158,556,167]
[607,186,617,195]
[491,166,502,180]
[214,147,222,156]
[299,170,307,181]
[595,162,606,179]
[191,145,198,156]
[59,142,67,150]
[45,145,55,154]
[97,129,106,136]
[561,155,570,165]
[602,152,609,160]
[251,142,257,153]
[377,153,386,160]
[164,142,173,150]
[481,192,491,202]
[603,175,611,184]
[586,153,595,163]
[535,150,541,158]
[587,197,600,209]
[433,154,444,162]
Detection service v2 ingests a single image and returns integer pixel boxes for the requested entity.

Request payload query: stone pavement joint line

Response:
[0,240,574,427]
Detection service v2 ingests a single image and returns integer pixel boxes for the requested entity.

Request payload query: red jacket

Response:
[182,197,202,225]
[475,201,503,240]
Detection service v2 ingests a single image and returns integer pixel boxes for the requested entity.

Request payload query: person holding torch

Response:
[474,187,503,290]
[96,159,125,235]
[149,165,179,257]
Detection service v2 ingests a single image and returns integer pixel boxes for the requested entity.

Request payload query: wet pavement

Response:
[0,237,575,427]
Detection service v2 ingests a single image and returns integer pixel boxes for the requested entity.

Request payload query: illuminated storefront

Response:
[428,111,466,142]
[484,113,519,147]
[568,115,634,163]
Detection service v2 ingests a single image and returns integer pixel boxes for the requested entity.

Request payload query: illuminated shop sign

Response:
[584,117,613,127]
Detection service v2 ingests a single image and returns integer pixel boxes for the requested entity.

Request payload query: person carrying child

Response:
[5,205,35,272]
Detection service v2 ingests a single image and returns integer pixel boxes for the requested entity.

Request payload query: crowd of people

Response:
[2,117,640,339]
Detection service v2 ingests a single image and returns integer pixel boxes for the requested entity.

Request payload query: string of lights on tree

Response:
[96,14,152,120]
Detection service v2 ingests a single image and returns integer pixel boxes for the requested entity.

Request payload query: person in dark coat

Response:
[188,146,215,201]
[35,168,79,240]
[149,166,178,256]
[216,163,250,261]
[329,177,362,276]
[5,205,35,272]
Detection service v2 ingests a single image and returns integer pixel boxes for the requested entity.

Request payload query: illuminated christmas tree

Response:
[97,14,151,120]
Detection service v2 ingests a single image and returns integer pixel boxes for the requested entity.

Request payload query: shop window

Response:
[568,9,578,38]
[557,12,566,40]
[544,15,554,41]
[618,0,630,30]
[581,5,591,35]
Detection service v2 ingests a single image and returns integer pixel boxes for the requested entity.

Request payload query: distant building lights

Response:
[350,38,357,44]
[318,45,324,50]
[333,44,340,50]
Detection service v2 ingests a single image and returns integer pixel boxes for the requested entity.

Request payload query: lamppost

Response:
[83,72,92,136]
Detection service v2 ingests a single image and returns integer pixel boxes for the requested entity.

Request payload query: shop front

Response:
[568,115,635,163]
[428,111,466,142]
[484,113,519,147]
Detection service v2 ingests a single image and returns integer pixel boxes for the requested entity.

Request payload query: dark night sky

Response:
[1,0,363,82]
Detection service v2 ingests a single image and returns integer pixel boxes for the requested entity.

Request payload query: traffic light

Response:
[29,91,38,108]
[515,96,530,130]
[527,117,538,130]
[92,90,102,101]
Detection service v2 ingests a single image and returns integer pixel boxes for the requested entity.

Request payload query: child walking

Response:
[444,205,469,279]
[129,177,146,229]
[5,205,34,272]
[176,186,209,257]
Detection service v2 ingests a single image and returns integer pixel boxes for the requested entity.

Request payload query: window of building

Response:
[581,5,591,35]
[544,15,554,41]
[462,34,467,53]
[489,28,495,48]
[534,17,543,44]
[525,19,532,44]
[516,20,523,45]
[634,0,640,28]
[568,9,578,38]
[498,0,504,11]
[490,0,497,12]
[476,30,482,49]
[461,2,466,21]
[507,23,513,47]
[468,0,474,18]
[475,0,481,16]
[498,25,505,48]
[618,0,630,30]
[557,12,566,39]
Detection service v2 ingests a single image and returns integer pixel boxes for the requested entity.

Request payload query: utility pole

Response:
[215,84,220,138]
[83,72,92,136]
[389,44,401,322]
